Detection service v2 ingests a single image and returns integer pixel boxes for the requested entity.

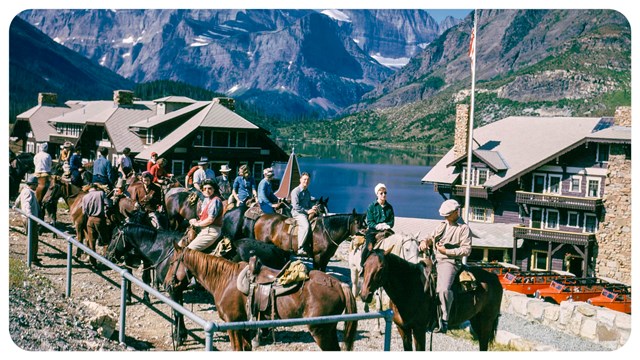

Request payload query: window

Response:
[145,129,154,145]
[530,208,543,229]
[547,175,562,194]
[584,213,598,233]
[567,212,579,228]
[101,128,109,141]
[586,177,601,198]
[237,132,248,147]
[532,174,546,193]
[477,169,489,185]
[470,207,493,223]
[253,162,264,178]
[193,130,204,146]
[172,160,184,176]
[212,131,230,147]
[596,143,610,163]
[570,176,582,193]
[531,250,548,271]
[545,210,560,229]
[26,142,35,153]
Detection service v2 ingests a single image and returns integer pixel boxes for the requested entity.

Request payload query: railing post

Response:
[383,309,393,351]
[26,217,34,268]
[119,269,129,345]
[66,239,73,298]
[204,322,215,351]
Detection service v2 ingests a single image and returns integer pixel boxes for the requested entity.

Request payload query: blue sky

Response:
[428,9,472,22]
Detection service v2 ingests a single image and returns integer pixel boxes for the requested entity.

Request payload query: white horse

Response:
[348,231,421,333]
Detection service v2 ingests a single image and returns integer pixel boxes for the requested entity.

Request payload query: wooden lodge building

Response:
[11,90,288,179]
[422,105,631,283]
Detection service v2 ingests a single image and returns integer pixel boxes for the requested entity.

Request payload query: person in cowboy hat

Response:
[13,175,41,263]
[257,167,282,214]
[215,164,233,200]
[361,183,395,266]
[33,142,52,176]
[60,141,73,163]
[131,171,163,229]
[193,156,215,192]
[419,199,472,334]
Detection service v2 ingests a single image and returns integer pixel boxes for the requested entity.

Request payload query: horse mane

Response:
[183,248,245,291]
[123,222,158,241]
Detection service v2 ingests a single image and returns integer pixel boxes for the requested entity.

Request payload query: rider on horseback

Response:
[361,183,395,266]
[185,179,224,251]
[92,147,113,189]
[290,172,316,256]
[33,142,52,177]
[419,199,472,334]
[132,171,163,229]
[257,167,283,214]
[231,164,257,211]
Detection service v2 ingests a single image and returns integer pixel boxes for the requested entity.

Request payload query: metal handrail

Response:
[10,207,393,351]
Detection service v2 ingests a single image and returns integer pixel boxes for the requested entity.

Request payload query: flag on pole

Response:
[468,27,476,71]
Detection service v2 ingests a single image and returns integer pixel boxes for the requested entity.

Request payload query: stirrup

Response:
[434,320,448,334]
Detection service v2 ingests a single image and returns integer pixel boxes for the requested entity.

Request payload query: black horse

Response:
[105,221,191,343]
[9,151,33,201]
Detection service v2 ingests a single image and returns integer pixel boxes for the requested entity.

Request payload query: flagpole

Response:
[463,10,478,265]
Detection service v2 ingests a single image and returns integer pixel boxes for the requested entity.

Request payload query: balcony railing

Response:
[515,191,603,211]
[513,226,596,246]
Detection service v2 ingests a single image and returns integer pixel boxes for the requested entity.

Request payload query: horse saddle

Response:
[282,218,318,252]
[237,256,307,315]
[456,267,478,293]
[187,191,198,205]
[244,204,263,221]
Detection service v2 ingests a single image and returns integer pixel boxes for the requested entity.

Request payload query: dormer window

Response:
[596,143,610,163]
[461,167,491,186]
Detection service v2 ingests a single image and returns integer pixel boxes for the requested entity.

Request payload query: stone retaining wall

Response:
[500,290,630,350]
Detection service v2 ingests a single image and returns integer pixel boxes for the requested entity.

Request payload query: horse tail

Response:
[340,282,358,351]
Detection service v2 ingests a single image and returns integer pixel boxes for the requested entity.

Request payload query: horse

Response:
[164,190,201,231]
[164,246,358,351]
[42,175,115,267]
[9,151,33,201]
[254,210,366,271]
[105,222,192,343]
[348,231,421,334]
[359,249,503,351]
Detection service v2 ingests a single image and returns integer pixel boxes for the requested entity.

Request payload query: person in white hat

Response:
[13,175,41,263]
[215,164,233,200]
[193,157,215,192]
[257,167,282,214]
[360,183,395,266]
[419,199,472,334]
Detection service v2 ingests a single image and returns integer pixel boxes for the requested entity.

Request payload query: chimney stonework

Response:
[213,97,236,111]
[113,90,134,105]
[595,106,631,284]
[613,106,631,126]
[454,104,470,159]
[38,92,57,105]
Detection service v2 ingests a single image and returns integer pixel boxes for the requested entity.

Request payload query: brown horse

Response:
[359,249,503,351]
[253,210,366,271]
[164,246,358,351]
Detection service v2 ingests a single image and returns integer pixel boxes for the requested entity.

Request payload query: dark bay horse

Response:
[359,249,503,351]
[164,190,200,231]
[164,246,358,351]
[253,210,366,271]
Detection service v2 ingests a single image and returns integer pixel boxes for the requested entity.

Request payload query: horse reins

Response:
[320,214,353,248]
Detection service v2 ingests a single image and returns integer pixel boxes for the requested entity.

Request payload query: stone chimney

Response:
[113,90,134,106]
[213,97,236,111]
[38,92,57,106]
[454,104,470,159]
[613,106,631,127]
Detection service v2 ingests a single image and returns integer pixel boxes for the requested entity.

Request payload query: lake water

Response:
[273,141,444,219]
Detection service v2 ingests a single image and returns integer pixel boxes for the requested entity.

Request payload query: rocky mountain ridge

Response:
[18,9,459,120]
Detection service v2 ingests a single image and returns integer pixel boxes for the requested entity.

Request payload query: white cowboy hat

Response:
[220,164,231,172]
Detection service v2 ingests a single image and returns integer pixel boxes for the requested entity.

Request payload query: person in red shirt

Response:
[184,164,199,189]
[147,152,158,173]
[149,158,171,185]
